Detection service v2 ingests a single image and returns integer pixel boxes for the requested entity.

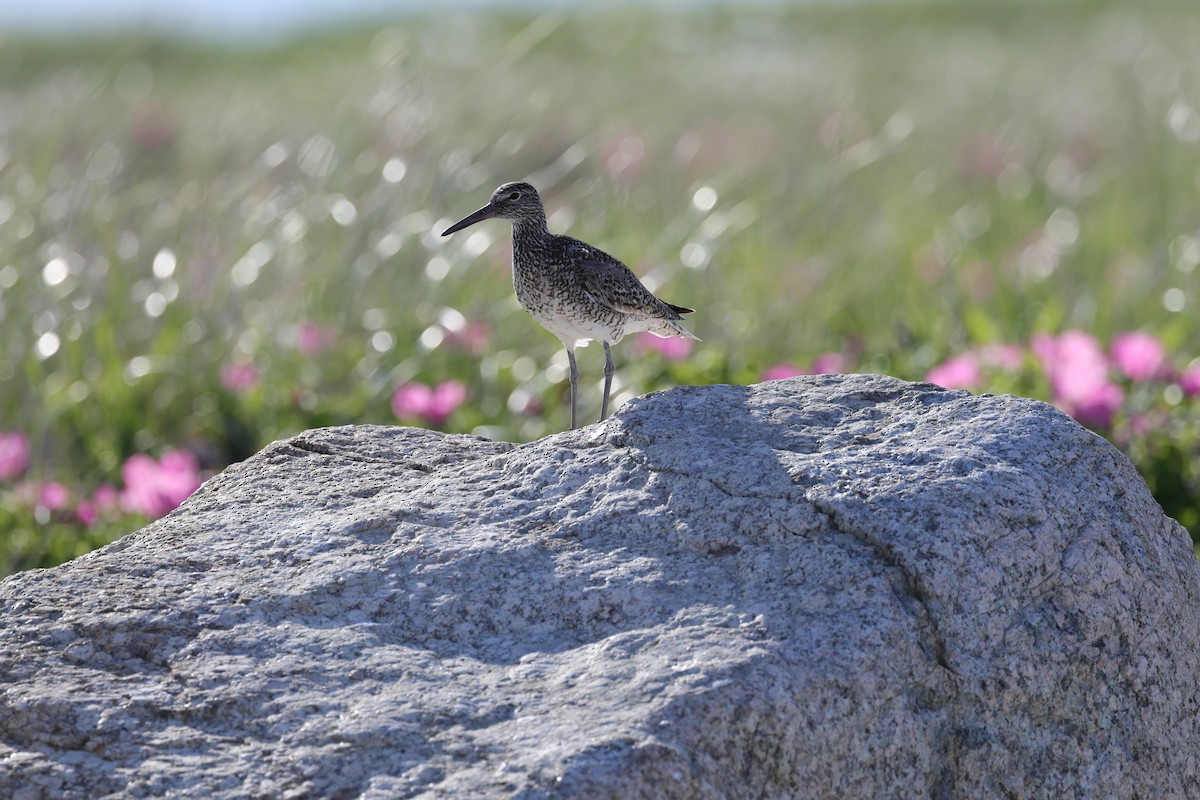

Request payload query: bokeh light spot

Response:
[35,332,60,359]
[375,232,402,259]
[437,306,466,333]
[362,308,387,330]
[419,326,443,350]
[382,158,407,183]
[152,248,177,279]
[329,195,358,226]
[182,319,206,343]
[232,241,274,287]
[281,212,307,243]
[425,256,450,282]
[42,258,69,287]
[68,381,90,403]
[1045,208,1080,247]
[262,142,289,168]
[123,357,150,383]
[511,356,536,382]
[1167,102,1200,142]
[692,186,718,212]
[370,331,394,352]
[681,242,710,269]
[1169,236,1198,273]
[144,293,167,317]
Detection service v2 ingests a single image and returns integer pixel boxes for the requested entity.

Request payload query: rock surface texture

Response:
[2,374,1198,799]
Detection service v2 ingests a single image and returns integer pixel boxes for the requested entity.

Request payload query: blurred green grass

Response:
[2,1,1200,572]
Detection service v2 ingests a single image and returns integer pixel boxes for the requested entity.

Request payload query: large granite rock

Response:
[1,374,1198,799]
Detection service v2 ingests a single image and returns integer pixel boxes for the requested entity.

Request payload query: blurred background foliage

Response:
[2,0,1200,573]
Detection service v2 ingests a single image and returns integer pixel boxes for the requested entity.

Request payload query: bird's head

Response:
[442,181,544,236]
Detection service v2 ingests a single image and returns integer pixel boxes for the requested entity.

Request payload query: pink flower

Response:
[635,332,694,361]
[1033,330,1124,427]
[925,354,981,390]
[428,380,467,425]
[977,343,1024,371]
[0,432,30,481]
[296,322,336,357]
[220,361,261,393]
[761,364,804,382]
[76,501,97,526]
[38,482,70,511]
[1179,360,1200,397]
[391,380,467,426]
[76,485,120,526]
[1110,332,1167,382]
[93,484,121,510]
[120,450,202,519]
[810,352,848,374]
[1032,330,1106,403]
[391,383,434,419]
[1071,382,1125,428]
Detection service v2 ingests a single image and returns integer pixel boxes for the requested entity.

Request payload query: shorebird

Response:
[442,181,699,429]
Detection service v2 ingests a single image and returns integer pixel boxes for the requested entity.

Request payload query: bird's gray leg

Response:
[567,348,579,430]
[600,342,614,422]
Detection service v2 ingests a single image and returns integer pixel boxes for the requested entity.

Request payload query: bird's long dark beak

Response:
[442,203,497,236]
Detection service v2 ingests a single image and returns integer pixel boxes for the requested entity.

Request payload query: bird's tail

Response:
[648,318,701,342]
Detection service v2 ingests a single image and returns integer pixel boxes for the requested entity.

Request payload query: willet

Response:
[442,181,699,429]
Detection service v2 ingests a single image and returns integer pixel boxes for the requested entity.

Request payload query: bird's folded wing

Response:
[573,256,674,317]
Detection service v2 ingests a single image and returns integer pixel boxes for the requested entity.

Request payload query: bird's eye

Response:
[508,190,521,200]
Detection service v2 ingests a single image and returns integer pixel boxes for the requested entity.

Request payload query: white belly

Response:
[529,304,622,348]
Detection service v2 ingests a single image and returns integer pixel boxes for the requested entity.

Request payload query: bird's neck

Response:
[512,216,548,240]
[511,218,550,264]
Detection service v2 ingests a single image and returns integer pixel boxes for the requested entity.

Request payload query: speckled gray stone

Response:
[2,374,1198,799]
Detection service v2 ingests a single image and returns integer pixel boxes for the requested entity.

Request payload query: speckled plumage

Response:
[443,181,698,429]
